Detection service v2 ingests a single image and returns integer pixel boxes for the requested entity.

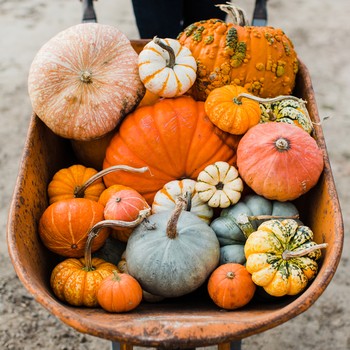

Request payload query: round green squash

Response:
[125,197,220,298]
[210,194,299,265]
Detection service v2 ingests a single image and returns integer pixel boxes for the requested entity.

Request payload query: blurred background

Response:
[1,1,349,349]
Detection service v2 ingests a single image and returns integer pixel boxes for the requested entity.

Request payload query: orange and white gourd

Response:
[152,179,213,223]
[138,37,197,98]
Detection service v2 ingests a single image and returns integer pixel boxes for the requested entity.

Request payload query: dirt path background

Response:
[1,1,349,349]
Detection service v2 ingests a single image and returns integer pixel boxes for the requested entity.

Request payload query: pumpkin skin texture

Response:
[48,164,106,204]
[236,122,324,201]
[138,37,197,98]
[204,85,261,135]
[210,194,299,265]
[208,263,256,310]
[28,23,145,141]
[125,198,220,298]
[177,19,298,101]
[97,270,143,312]
[103,96,240,204]
[50,257,117,307]
[244,219,325,297]
[38,198,109,257]
[152,179,213,223]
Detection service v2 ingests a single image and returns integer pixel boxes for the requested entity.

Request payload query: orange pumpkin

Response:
[100,187,150,242]
[236,122,324,201]
[50,224,118,307]
[177,5,298,101]
[97,270,143,312]
[207,263,256,310]
[28,23,145,140]
[48,164,106,204]
[204,85,261,135]
[38,198,109,257]
[103,96,240,204]
[50,257,117,307]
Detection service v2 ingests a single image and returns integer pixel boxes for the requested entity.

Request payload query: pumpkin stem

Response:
[275,138,290,151]
[234,213,256,238]
[282,243,328,260]
[234,213,299,239]
[84,208,151,271]
[153,36,176,68]
[74,165,149,198]
[166,195,187,239]
[112,270,122,281]
[215,3,249,26]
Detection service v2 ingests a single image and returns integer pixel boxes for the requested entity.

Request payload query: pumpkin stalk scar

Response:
[275,138,290,151]
[80,70,93,84]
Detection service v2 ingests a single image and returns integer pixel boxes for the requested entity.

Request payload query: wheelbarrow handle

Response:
[252,0,268,26]
[81,0,97,23]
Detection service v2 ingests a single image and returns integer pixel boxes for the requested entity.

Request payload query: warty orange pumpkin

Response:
[103,96,241,204]
[28,23,145,140]
[177,4,298,101]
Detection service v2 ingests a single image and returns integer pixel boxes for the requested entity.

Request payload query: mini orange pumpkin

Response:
[48,164,106,204]
[97,270,143,312]
[236,122,324,201]
[204,85,261,135]
[207,263,256,310]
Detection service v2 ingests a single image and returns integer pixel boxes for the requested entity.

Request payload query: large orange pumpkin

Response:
[28,23,145,140]
[177,5,298,101]
[236,122,324,201]
[103,96,240,204]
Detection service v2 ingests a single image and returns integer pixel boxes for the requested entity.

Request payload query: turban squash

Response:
[103,96,240,204]
[177,5,298,101]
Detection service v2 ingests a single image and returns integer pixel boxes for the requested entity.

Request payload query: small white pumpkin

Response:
[138,37,197,98]
[152,179,213,223]
[195,161,244,208]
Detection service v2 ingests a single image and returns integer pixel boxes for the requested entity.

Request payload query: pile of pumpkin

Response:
[28,4,327,313]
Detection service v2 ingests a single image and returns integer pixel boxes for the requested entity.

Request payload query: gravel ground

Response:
[1,1,349,349]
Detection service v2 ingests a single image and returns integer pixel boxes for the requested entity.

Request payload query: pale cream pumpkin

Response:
[138,37,197,98]
[28,23,145,141]
[195,161,243,208]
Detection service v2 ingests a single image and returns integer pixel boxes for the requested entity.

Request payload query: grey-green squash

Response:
[125,196,220,298]
[210,194,299,265]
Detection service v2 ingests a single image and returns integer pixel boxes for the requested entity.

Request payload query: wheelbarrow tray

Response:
[7,40,344,348]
